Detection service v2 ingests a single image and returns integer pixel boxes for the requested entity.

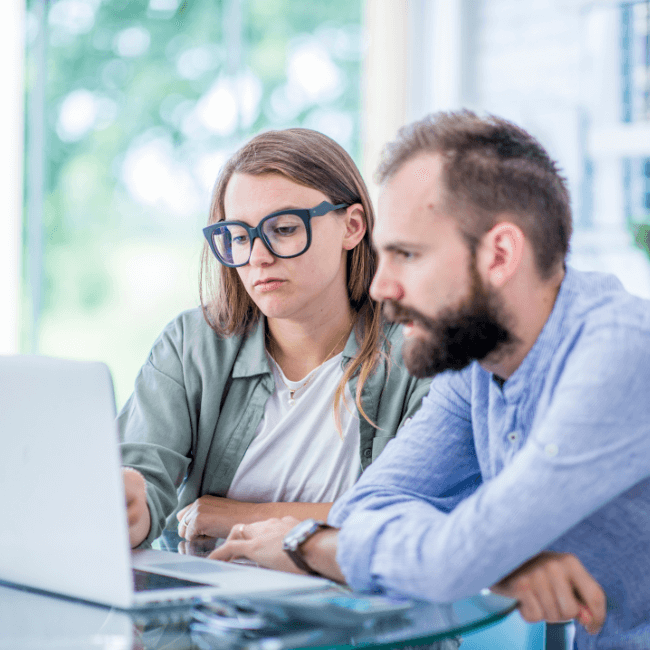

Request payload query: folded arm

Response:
[177,496,332,540]
[209,521,605,634]
[330,324,650,602]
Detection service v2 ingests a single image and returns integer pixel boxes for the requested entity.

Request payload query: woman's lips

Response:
[254,279,286,292]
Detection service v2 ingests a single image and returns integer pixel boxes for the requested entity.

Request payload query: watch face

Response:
[283,518,323,550]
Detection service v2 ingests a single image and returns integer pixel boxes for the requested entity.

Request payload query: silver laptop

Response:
[0,354,331,609]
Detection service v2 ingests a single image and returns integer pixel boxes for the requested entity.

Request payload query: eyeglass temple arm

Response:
[309,202,348,217]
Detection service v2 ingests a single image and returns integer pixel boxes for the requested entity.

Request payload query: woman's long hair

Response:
[199,128,384,428]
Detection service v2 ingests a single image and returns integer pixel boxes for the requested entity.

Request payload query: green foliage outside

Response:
[25,0,362,406]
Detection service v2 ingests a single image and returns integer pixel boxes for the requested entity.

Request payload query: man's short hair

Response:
[376,110,572,278]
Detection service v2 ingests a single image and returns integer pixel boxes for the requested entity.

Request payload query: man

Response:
[210,111,650,648]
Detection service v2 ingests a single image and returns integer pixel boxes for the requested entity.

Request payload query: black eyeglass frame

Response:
[202,200,349,268]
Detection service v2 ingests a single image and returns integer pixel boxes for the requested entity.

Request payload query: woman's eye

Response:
[232,234,249,245]
[273,226,298,237]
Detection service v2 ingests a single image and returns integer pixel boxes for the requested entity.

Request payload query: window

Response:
[24,0,363,406]
[622,1,650,235]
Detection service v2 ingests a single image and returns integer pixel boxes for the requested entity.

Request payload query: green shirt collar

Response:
[232,318,361,379]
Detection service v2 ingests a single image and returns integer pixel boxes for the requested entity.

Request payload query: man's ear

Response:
[477,221,525,288]
[342,203,367,250]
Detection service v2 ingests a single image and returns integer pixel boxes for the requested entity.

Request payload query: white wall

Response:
[365,0,650,297]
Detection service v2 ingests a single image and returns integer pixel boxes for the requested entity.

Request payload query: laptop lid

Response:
[0,355,329,609]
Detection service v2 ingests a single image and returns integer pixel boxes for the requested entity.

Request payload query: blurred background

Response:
[3,0,650,409]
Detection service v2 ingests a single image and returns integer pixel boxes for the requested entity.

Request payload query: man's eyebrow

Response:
[381,242,425,252]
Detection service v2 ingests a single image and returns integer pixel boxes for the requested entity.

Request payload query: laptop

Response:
[0,354,332,609]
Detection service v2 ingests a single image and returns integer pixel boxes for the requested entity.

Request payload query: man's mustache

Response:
[382,300,433,329]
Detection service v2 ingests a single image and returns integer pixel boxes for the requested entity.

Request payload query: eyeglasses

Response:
[203,200,348,268]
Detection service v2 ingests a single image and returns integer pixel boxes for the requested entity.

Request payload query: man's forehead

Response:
[388,152,443,192]
[375,154,446,237]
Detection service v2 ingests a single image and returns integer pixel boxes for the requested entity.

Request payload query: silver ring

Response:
[182,513,191,526]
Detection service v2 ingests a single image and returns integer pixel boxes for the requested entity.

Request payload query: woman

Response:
[121,128,431,549]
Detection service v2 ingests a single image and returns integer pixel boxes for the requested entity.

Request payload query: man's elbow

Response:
[377,567,478,604]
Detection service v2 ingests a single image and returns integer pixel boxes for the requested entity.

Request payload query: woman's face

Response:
[223,172,364,323]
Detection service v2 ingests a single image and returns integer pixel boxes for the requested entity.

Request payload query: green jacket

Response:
[118,308,431,544]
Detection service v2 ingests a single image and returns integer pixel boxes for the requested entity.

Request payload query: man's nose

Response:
[370,262,405,302]
[248,237,275,266]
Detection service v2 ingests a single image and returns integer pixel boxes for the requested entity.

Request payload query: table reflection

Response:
[0,532,516,650]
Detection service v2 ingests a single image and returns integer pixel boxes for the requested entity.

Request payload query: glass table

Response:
[0,533,517,650]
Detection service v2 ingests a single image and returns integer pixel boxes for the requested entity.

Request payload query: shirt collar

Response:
[493,266,577,397]
[231,319,271,378]
[231,318,360,379]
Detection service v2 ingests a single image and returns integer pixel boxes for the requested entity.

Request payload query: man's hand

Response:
[491,552,606,635]
[209,516,346,582]
[123,467,151,548]
[208,516,303,573]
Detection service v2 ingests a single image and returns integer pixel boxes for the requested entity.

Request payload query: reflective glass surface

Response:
[0,531,517,650]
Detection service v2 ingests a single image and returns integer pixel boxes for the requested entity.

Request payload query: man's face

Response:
[370,154,514,378]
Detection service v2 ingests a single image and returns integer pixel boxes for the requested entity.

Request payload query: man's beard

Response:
[383,261,517,379]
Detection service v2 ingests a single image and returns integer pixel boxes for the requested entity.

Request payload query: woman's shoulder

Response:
[149,307,252,368]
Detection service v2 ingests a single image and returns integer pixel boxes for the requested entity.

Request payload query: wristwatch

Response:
[282,518,330,576]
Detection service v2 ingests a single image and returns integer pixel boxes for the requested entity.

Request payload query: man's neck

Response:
[480,267,565,380]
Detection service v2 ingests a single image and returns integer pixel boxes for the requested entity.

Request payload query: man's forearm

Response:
[300,528,346,583]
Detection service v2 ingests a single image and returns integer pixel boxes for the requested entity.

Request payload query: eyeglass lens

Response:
[212,213,308,265]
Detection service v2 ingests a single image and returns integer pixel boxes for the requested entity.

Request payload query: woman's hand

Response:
[123,467,151,548]
[177,496,331,540]
[177,496,260,540]
[491,551,606,635]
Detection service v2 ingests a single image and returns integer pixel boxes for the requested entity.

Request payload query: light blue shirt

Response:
[329,267,650,649]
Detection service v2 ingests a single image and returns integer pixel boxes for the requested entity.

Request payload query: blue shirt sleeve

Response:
[329,368,482,593]
[330,320,650,601]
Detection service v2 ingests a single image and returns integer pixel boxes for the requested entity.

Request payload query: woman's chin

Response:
[254,299,296,322]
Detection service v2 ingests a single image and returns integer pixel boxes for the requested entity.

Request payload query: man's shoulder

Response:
[564,268,650,334]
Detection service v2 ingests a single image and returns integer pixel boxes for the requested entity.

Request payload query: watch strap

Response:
[282,519,330,576]
[284,546,322,576]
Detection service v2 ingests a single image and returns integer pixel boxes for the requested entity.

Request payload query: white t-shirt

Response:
[226,352,361,503]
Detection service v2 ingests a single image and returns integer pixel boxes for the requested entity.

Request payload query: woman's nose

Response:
[248,237,275,266]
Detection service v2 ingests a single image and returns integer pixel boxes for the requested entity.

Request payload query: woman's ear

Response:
[342,203,367,250]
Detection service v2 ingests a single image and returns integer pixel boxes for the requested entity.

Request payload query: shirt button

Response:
[363,448,372,458]
[507,432,518,442]
[544,443,559,457]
